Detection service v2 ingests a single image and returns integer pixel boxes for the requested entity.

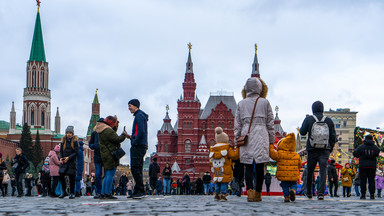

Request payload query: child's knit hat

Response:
[54,145,60,152]
[215,127,229,143]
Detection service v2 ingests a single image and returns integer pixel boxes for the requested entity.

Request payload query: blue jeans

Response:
[101,168,116,195]
[280,181,297,197]
[215,182,228,195]
[203,183,210,194]
[95,162,102,195]
[75,180,81,193]
[163,178,171,195]
[354,185,360,196]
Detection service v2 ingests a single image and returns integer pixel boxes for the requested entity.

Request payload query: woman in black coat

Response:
[59,126,78,199]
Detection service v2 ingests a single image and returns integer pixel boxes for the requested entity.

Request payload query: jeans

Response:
[378,189,382,197]
[101,167,116,195]
[360,168,375,196]
[203,183,210,194]
[15,173,25,196]
[121,186,127,195]
[75,180,81,193]
[343,186,351,196]
[215,182,228,195]
[163,178,171,195]
[354,185,360,196]
[94,162,102,195]
[280,181,297,197]
[306,150,330,196]
[245,162,264,192]
[131,146,147,194]
[328,180,338,196]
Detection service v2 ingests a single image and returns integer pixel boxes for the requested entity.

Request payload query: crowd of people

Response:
[1,77,384,204]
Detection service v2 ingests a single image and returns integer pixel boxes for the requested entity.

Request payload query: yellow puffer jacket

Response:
[341,167,354,187]
[209,143,239,183]
[269,133,301,182]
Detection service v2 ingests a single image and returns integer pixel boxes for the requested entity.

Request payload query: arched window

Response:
[202,122,206,129]
[228,122,232,129]
[31,111,35,125]
[185,140,191,153]
[184,122,186,128]
[164,142,168,152]
[41,111,45,126]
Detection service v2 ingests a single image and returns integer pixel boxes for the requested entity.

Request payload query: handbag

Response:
[106,144,126,160]
[343,177,349,182]
[236,97,260,147]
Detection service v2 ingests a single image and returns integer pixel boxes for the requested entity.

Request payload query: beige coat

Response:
[234,77,275,164]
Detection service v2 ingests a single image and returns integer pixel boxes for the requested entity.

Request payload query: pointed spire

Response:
[10,101,16,130]
[160,105,174,133]
[186,42,193,73]
[199,135,207,145]
[11,101,15,112]
[251,43,260,78]
[93,88,100,104]
[29,7,46,62]
[55,107,61,134]
[55,107,60,117]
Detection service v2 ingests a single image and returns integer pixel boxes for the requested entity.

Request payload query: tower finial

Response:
[96,88,98,95]
[188,42,192,52]
[37,0,41,12]
[255,43,257,54]
[166,104,169,113]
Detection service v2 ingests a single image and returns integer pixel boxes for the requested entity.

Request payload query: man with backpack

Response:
[300,101,336,200]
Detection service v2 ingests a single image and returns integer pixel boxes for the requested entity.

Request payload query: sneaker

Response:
[105,194,118,199]
[69,194,76,199]
[214,194,221,201]
[317,194,324,200]
[307,194,313,199]
[127,192,136,199]
[132,192,145,199]
[289,189,296,202]
[17,194,23,198]
[59,193,67,199]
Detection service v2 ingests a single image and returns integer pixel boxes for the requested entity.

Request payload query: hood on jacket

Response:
[134,109,149,121]
[61,135,78,143]
[277,133,296,152]
[363,139,375,146]
[48,150,57,158]
[95,121,111,133]
[312,101,324,114]
[243,77,268,99]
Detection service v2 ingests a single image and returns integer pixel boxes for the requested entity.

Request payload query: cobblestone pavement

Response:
[1,195,384,216]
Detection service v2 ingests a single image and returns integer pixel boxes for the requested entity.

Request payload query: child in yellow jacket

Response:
[209,127,239,201]
[269,133,302,202]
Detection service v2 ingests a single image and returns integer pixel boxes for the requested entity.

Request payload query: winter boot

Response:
[220,194,228,201]
[370,194,375,200]
[289,189,296,202]
[214,194,221,201]
[247,189,255,202]
[284,196,290,202]
[254,192,262,202]
[360,194,366,200]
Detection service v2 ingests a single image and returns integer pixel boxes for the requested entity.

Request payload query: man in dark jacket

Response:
[327,159,339,197]
[149,157,160,194]
[119,173,129,195]
[300,101,336,200]
[128,99,149,199]
[89,118,103,199]
[12,148,29,197]
[353,135,380,199]
[264,170,272,196]
[202,171,211,195]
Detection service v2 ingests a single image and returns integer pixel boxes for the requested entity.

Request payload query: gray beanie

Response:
[65,126,74,134]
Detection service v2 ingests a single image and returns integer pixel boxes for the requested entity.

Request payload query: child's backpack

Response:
[310,115,329,149]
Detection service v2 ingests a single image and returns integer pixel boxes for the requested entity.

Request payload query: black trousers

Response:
[266,183,271,195]
[51,176,59,196]
[59,174,75,195]
[15,173,25,196]
[131,146,147,193]
[360,168,376,196]
[149,177,157,192]
[328,180,338,196]
[233,160,245,188]
[343,186,351,196]
[245,162,264,192]
[306,150,330,196]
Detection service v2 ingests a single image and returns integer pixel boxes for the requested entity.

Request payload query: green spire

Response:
[29,11,46,62]
[93,89,99,104]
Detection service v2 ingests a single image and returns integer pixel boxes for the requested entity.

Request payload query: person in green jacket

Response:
[95,115,127,199]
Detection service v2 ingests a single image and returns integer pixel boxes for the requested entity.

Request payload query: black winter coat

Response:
[299,101,337,152]
[149,162,160,178]
[353,140,380,168]
[327,164,338,181]
[59,136,79,176]
[119,175,129,186]
[162,167,172,179]
[203,174,211,184]
[89,131,102,164]
[12,154,29,174]
[0,161,6,177]
[264,173,272,185]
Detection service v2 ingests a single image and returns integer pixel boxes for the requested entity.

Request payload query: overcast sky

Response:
[1,0,384,164]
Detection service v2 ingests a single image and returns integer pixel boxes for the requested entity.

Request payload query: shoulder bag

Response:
[236,97,260,147]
